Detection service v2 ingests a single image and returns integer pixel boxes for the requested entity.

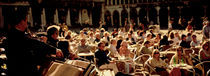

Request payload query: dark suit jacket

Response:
[95,49,111,67]
[7,28,57,76]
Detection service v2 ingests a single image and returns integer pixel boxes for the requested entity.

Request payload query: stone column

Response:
[127,8,131,23]
[27,7,33,27]
[79,9,82,25]
[41,8,46,31]
[101,4,105,22]
[89,10,93,25]
[136,7,141,25]
[54,8,59,24]
[118,9,122,26]
[155,6,160,25]
[146,7,149,23]
[111,0,113,5]
[0,6,4,29]
[167,6,170,23]
[110,10,114,26]
[66,8,71,26]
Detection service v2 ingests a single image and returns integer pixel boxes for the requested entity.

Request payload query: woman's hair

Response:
[120,40,128,47]
[143,41,150,45]
[110,38,116,44]
[152,49,159,58]
[176,46,184,54]
[169,32,174,39]
[181,34,186,40]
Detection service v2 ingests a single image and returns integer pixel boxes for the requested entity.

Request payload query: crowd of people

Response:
[0,7,210,76]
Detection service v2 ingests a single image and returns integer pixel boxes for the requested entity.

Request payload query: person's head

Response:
[169,32,174,39]
[156,33,161,39]
[128,33,132,38]
[80,30,84,35]
[181,34,186,41]
[80,38,86,46]
[101,28,105,32]
[143,41,150,47]
[202,41,209,50]
[95,33,100,39]
[191,35,197,41]
[111,39,117,46]
[104,32,109,37]
[203,21,209,26]
[146,34,152,40]
[176,46,183,56]
[175,32,179,37]
[120,41,128,48]
[98,42,105,51]
[163,35,168,40]
[12,7,28,32]
[187,33,192,37]
[152,49,160,58]
[139,31,144,36]
[89,32,94,37]
[47,27,59,40]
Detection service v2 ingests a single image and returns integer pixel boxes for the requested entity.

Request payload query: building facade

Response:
[0,0,209,31]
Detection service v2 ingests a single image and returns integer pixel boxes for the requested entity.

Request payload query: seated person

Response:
[170,46,193,76]
[173,32,181,45]
[47,27,59,47]
[144,33,154,45]
[95,42,119,74]
[199,41,210,61]
[168,32,175,45]
[154,33,161,44]
[179,34,191,48]
[159,35,169,47]
[88,32,95,44]
[186,33,192,43]
[138,41,153,55]
[102,32,110,46]
[185,21,193,32]
[126,33,136,45]
[109,39,120,58]
[147,50,169,76]
[77,38,94,53]
[77,38,94,61]
[190,35,201,48]
[94,33,101,43]
[119,41,132,59]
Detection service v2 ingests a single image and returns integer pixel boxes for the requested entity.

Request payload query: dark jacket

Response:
[179,40,191,48]
[95,49,111,67]
[7,28,57,76]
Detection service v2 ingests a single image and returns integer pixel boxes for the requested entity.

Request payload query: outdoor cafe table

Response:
[115,57,135,74]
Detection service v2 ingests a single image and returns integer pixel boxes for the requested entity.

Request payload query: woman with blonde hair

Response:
[119,41,131,59]
[147,49,169,76]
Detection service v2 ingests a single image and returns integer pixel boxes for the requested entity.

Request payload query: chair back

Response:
[194,61,210,76]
